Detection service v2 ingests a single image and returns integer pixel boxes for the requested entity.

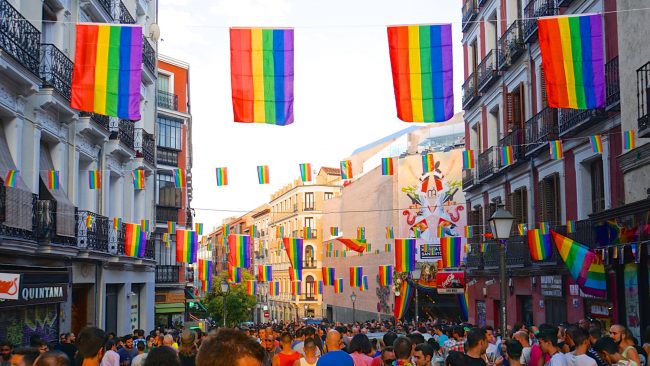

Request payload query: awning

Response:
[39,144,74,237]
[155,303,185,314]
[0,124,33,231]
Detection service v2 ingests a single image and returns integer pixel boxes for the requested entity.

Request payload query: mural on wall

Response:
[0,304,59,346]
[398,150,466,262]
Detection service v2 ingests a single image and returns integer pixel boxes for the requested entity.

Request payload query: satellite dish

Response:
[149,23,160,42]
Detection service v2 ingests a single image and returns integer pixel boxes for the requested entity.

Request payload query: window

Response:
[590,158,605,214]
[305,245,315,267]
[538,173,561,225]
[304,192,314,210]
[324,192,333,200]
[508,187,528,235]
[305,275,315,299]
[540,68,547,109]
[156,116,183,150]
[304,217,314,229]
[158,73,171,93]
[506,82,525,132]
[157,173,181,207]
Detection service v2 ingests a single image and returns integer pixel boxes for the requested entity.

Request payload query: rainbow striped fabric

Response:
[215,167,228,186]
[198,259,212,281]
[48,170,59,190]
[140,219,150,232]
[282,237,303,271]
[394,238,416,272]
[360,276,369,291]
[329,227,339,237]
[302,227,314,239]
[257,165,270,184]
[335,238,367,253]
[289,267,302,281]
[393,279,414,320]
[422,153,435,173]
[463,150,475,169]
[340,160,353,180]
[501,146,514,166]
[228,234,251,268]
[229,28,294,125]
[357,227,365,240]
[549,140,564,160]
[538,14,605,109]
[113,217,122,230]
[167,221,175,234]
[567,220,576,234]
[551,231,606,297]
[124,223,145,257]
[85,215,94,229]
[4,170,18,187]
[517,223,527,236]
[228,265,241,283]
[258,265,272,282]
[458,288,469,321]
[385,243,392,252]
[322,267,335,286]
[527,229,552,261]
[132,170,145,189]
[624,130,635,150]
[540,222,550,235]
[379,265,393,286]
[440,237,462,268]
[590,135,603,154]
[71,24,142,120]
[334,278,344,294]
[195,223,203,235]
[316,281,323,295]
[246,280,257,296]
[275,226,284,238]
[382,157,394,175]
[291,281,301,296]
[173,168,185,188]
[413,227,422,238]
[270,281,280,296]
[349,266,363,287]
[89,170,101,189]
[386,226,394,239]
[299,163,311,182]
[436,226,445,238]
[464,226,473,238]
[201,278,211,292]
[176,229,198,263]
[387,24,453,122]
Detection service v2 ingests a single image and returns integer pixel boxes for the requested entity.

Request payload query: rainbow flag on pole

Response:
[340,160,353,180]
[527,229,552,261]
[299,163,312,182]
[4,170,18,187]
[176,229,198,263]
[322,267,335,286]
[379,265,393,286]
[215,167,228,186]
[382,157,394,175]
[89,170,101,189]
[440,237,462,268]
[228,234,251,268]
[349,266,363,287]
[257,165,270,184]
[394,238,416,272]
[48,170,59,190]
[124,223,145,258]
[132,169,145,189]
[463,150,475,169]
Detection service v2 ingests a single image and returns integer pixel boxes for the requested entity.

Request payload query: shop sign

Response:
[0,273,21,300]
[18,283,67,305]
[419,244,441,260]
[540,275,563,297]
[590,304,610,317]
[435,271,465,294]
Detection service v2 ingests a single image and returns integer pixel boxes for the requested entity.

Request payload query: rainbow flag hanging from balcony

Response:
[71,24,142,120]
[385,243,392,252]
[624,130,635,150]
[360,275,369,291]
[4,170,18,187]
[387,24,454,122]
[393,279,414,320]
[349,266,363,287]
[228,265,241,283]
[195,223,203,235]
[228,234,251,268]
[340,160,353,179]
[379,265,393,286]
[258,265,272,282]
[47,170,59,190]
[540,222,550,235]
[386,226,394,239]
[590,135,603,153]
[269,281,280,296]
[282,237,303,271]
[113,217,122,231]
[316,280,323,295]
[257,165,270,184]
[527,229,552,261]
[551,231,606,297]
[176,229,198,263]
[198,259,212,281]
[215,167,228,186]
[140,219,150,233]
[440,237,462,268]
[85,215,94,229]
[463,150,475,169]
[173,168,185,188]
[322,267,335,286]
[291,281,301,296]
[394,238,416,272]
[517,223,527,236]
[464,226,473,238]
[229,28,294,125]
[537,14,605,109]
[302,227,315,239]
[382,157,394,175]
[246,280,257,296]
[549,140,564,160]
[357,227,365,240]
[458,288,469,321]
[422,153,435,173]
[275,226,284,238]
[335,238,367,253]
[132,169,145,189]
[299,163,312,182]
[501,146,514,166]
[567,220,576,234]
[334,278,344,294]
[167,221,175,234]
[124,223,145,258]
[88,170,101,189]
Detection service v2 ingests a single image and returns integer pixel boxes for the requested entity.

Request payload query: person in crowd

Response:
[75,327,107,366]
[505,340,523,366]
[263,333,279,366]
[178,331,197,366]
[293,330,305,350]
[293,338,318,366]
[375,347,395,366]
[11,348,40,366]
[196,329,265,366]
[432,326,449,348]
[446,326,466,354]
[131,341,147,366]
[162,336,176,351]
[392,337,413,366]
[143,347,180,366]
[117,336,136,366]
[413,343,434,366]
[465,328,488,366]
[348,334,373,366]
[530,325,554,366]
[484,327,503,366]
[643,327,650,359]
[610,325,642,366]
[594,338,636,366]
[371,332,398,366]
[143,337,154,354]
[584,328,606,366]
[1,341,12,366]
[273,332,301,366]
[445,351,466,366]
[33,351,69,366]
[537,328,567,366]
[101,341,120,366]
[295,329,321,357]
[564,328,595,366]
[513,331,531,366]
[316,330,352,366]
[54,333,77,366]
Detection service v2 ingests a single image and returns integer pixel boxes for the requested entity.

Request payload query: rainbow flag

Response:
[113,217,122,231]
[381,157,394,175]
[422,153,435,173]
[340,160,353,180]
[173,168,185,188]
[215,167,228,186]
[590,135,603,154]
[322,267,335,286]
[282,237,303,271]
[386,226,394,239]
[316,281,323,295]
[357,227,365,240]
[440,237,462,268]
[385,243,391,252]
[335,238,367,253]
[246,280,257,296]
[229,28,294,125]
[302,227,314,239]
[47,170,59,190]
[71,24,142,120]
[195,223,203,235]
[379,265,393,286]
[257,165,270,184]
[167,221,175,234]
[360,275,369,291]
[132,169,145,189]
[349,266,363,287]
[88,170,101,189]
[551,231,607,297]
[387,24,454,122]
[124,223,144,257]
[291,281,301,296]
[270,281,280,296]
[257,265,272,282]
[289,266,302,281]
[527,229,552,261]
[540,222,550,235]
[85,215,94,229]
[394,238,416,272]
[463,150,475,169]
[393,279,414,320]
[567,220,576,234]
[228,234,251,268]
[623,130,635,150]
[436,225,445,238]
[275,226,284,238]
[549,140,563,160]
[334,278,344,294]
[176,229,198,263]
[464,226,473,238]
[228,265,241,283]
[198,260,212,281]
[413,227,422,238]
[4,170,18,187]
[299,163,312,182]
[330,227,339,237]
[517,223,527,236]
[537,14,605,109]
[140,219,150,232]
[500,146,514,166]
[458,288,469,321]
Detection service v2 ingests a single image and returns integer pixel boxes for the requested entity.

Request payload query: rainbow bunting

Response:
[422,153,435,174]
[330,227,339,237]
[228,234,251,268]
[47,170,59,190]
[228,265,242,283]
[349,266,363,287]
[480,243,486,253]
[590,135,603,154]
[464,226,473,238]
[393,279,414,320]
[173,168,185,188]
[458,288,469,321]
[229,28,294,125]
[282,237,303,271]
[198,259,212,280]
[112,217,122,230]
[258,265,272,282]
[322,267,335,286]
[517,223,528,236]
[257,165,270,184]
[124,223,144,258]
[215,167,228,186]
[567,220,576,234]
[463,150,475,169]
[291,281,301,296]
[167,221,175,234]
[387,24,454,122]
[4,170,18,187]
[623,130,635,150]
[71,24,142,120]
[299,163,312,182]
[540,222,550,235]
[551,231,607,297]
[88,170,101,189]
[357,227,365,240]
[549,140,564,160]
[316,281,323,295]
[378,265,393,286]
[140,219,150,233]
[394,238,416,272]
[195,223,203,235]
[132,169,145,189]
[440,237,462,268]
[176,229,198,263]
[386,226,394,239]
[334,278,344,294]
[537,14,605,109]
[500,146,514,166]
[85,215,94,229]
[381,157,394,175]
[340,160,353,180]
[360,275,369,291]
[246,280,257,296]
[335,238,367,253]
[527,229,552,261]
[385,243,392,252]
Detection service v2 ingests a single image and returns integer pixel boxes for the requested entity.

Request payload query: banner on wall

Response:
[435,271,465,294]
[419,244,441,260]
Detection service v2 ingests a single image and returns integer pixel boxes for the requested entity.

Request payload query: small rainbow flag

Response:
[299,163,312,182]
[195,223,203,235]
[88,170,101,189]
[334,278,344,294]
[282,237,304,271]
[385,243,392,252]
[4,170,18,187]
[551,231,607,297]
[386,226,394,239]
[173,168,185,188]
[357,227,365,240]
[527,229,552,261]
[47,170,59,190]
[394,238,416,272]
[500,146,514,166]
[316,280,323,295]
[464,226,473,238]
[335,238,367,253]
[422,153,435,174]
[257,165,270,184]
[322,267,335,286]
[567,220,576,234]
[275,226,284,238]
[228,234,251,268]
[458,288,469,321]
[269,281,280,296]
[291,281,301,296]
[360,275,369,291]
[113,217,122,230]
[590,135,603,154]
[140,219,150,232]
[517,223,527,236]
[381,157,394,175]
[176,229,198,263]
[228,265,241,283]
[413,227,421,238]
[463,150,475,169]
[549,140,563,160]
[215,167,228,186]
[302,227,314,239]
[340,160,353,180]
[349,266,363,287]
[379,265,393,286]
[167,221,175,233]
[246,280,257,296]
[198,259,212,280]
[85,215,94,229]
[132,169,145,189]
[623,130,635,150]
[436,225,445,238]
[330,227,339,237]
[162,233,169,245]
[124,223,145,258]
[258,265,272,282]
[440,237,462,268]
[393,280,413,320]
[540,222,550,235]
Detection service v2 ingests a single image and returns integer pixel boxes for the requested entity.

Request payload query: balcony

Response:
[0,0,41,77]
[505,236,531,268]
[523,0,558,43]
[156,265,181,284]
[157,147,179,166]
[156,206,179,223]
[499,127,525,168]
[462,72,479,110]
[76,210,109,252]
[566,219,593,248]
[39,44,73,101]
[637,60,650,137]
[557,0,575,7]
[142,37,156,75]
[157,90,179,111]
[134,128,155,165]
[462,0,479,31]
[110,119,135,151]
[498,20,525,70]
[478,147,498,182]
[303,257,316,269]
[483,240,499,269]
[36,200,76,246]
[605,57,620,111]
[466,244,483,270]
[119,1,135,24]
[524,107,557,156]
[0,189,36,240]
[477,50,499,92]
[558,108,607,137]
[79,112,110,132]
[462,169,477,191]
[300,295,317,302]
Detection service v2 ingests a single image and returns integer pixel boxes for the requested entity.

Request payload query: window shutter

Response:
[513,89,521,128]
[540,68,547,109]
[537,180,545,224]
[521,188,528,225]
[506,92,514,132]
[519,82,526,127]
[551,173,561,224]
[476,205,484,237]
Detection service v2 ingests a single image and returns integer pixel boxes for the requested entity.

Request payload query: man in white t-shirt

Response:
[564,328,596,366]
[538,328,568,366]
[514,331,532,366]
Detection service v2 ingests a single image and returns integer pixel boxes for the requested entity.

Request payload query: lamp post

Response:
[220,279,229,327]
[489,204,515,340]
[411,268,422,323]
[350,292,357,323]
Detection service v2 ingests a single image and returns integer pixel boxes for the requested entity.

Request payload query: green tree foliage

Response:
[203,270,256,327]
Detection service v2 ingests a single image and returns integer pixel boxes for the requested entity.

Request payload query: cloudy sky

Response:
[158,0,464,231]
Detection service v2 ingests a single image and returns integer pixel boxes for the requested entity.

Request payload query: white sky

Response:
[158,0,464,231]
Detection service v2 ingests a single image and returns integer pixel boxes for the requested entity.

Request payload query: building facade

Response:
[250,205,270,323]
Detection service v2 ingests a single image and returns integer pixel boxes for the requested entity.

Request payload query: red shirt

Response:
[278,351,301,366]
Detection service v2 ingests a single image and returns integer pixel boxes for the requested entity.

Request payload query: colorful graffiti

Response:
[0,304,59,346]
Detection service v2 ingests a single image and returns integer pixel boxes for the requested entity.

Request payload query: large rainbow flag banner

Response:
[393,279,414,320]
[289,266,302,282]
[71,24,142,120]
[228,234,251,268]
[394,238,416,272]
[282,237,303,271]
[379,265,393,286]
[387,24,454,122]
[89,170,101,189]
[382,157,394,175]
[340,160,353,180]
[258,265,272,282]
[124,223,145,258]
[440,237,462,268]
[257,165,270,184]
[176,229,198,263]
[527,229,552,261]
[4,170,18,187]
[349,266,363,287]
[230,28,294,125]
[335,238,367,253]
[537,14,604,109]
[322,267,335,286]
[551,231,607,297]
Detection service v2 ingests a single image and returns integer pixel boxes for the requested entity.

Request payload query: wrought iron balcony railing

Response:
[477,49,499,92]
[303,258,316,269]
[80,112,110,131]
[524,107,557,155]
[505,236,531,268]
[478,146,498,181]
[157,147,179,166]
[462,71,479,109]
[0,188,36,240]
[142,36,156,74]
[156,265,181,283]
[499,127,525,167]
[523,0,558,43]
[119,1,136,24]
[483,240,499,269]
[557,0,575,7]
[498,20,525,70]
[110,119,135,150]
[462,167,477,191]
[40,44,73,101]
[76,210,109,252]
[466,244,483,270]
[36,200,76,246]
[134,128,155,165]
[96,0,113,19]
[558,108,607,137]
[157,90,179,110]
[0,0,41,76]
[637,60,650,137]
[605,57,620,111]
[462,0,479,31]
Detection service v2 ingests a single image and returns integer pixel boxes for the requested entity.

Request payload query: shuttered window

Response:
[540,68,548,109]
[505,82,526,132]
[590,158,605,214]
[537,173,561,224]
[509,188,528,235]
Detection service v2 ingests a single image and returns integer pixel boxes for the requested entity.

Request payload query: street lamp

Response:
[220,279,230,327]
[350,292,357,323]
[489,204,515,340]
[411,268,422,323]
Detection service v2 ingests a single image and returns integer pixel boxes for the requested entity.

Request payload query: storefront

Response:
[154,290,185,328]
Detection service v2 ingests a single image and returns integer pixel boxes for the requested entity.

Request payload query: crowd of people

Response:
[1,319,650,366]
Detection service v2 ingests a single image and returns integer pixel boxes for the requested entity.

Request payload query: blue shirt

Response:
[437,334,449,347]
[317,351,354,366]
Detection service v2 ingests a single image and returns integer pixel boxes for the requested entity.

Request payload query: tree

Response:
[203,270,257,327]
